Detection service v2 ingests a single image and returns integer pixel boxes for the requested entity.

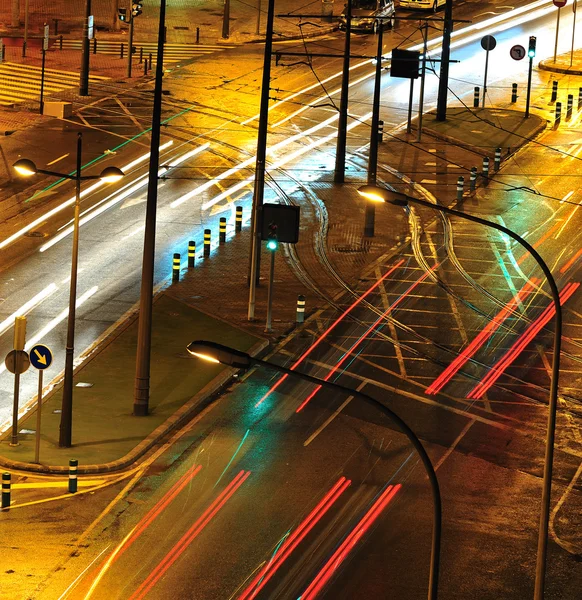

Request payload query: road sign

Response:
[481,35,497,51]
[5,350,30,374]
[88,15,94,40]
[553,0,567,7]
[30,344,53,370]
[510,45,526,60]
[43,24,50,51]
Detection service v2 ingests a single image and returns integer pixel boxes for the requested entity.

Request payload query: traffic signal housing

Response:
[132,1,143,17]
[118,7,127,22]
[528,36,536,59]
[266,223,279,251]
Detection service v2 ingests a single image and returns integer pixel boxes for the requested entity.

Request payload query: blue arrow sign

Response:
[29,344,53,370]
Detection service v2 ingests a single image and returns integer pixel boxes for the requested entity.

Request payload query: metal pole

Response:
[256,0,261,35]
[265,249,275,332]
[59,132,82,448]
[222,0,230,39]
[247,0,275,320]
[127,16,134,78]
[39,48,46,114]
[133,0,167,417]
[10,371,20,446]
[249,354,441,600]
[436,0,453,121]
[365,23,383,238]
[417,23,428,143]
[23,0,29,57]
[79,0,91,96]
[11,0,20,28]
[554,7,562,63]
[570,0,577,67]
[334,0,351,183]
[525,55,533,118]
[407,78,414,133]
[482,49,490,108]
[34,370,43,464]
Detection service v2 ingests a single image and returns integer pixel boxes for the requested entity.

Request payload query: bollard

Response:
[204,229,211,257]
[551,80,558,103]
[482,156,490,183]
[68,459,78,494]
[235,206,243,232]
[378,120,384,142]
[567,94,573,120]
[148,52,153,70]
[144,59,148,76]
[469,167,477,191]
[172,253,181,283]
[0,44,4,64]
[54,18,59,35]
[120,43,125,59]
[555,102,562,127]
[59,34,63,50]
[93,38,97,55]
[219,217,227,244]
[456,176,464,201]
[139,46,143,64]
[511,83,518,103]
[494,147,501,171]
[296,295,306,324]
[1,472,10,509]
[188,241,196,268]
[196,27,200,44]
[473,87,480,108]
[578,87,582,111]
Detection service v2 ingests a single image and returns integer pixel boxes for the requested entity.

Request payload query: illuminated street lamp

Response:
[13,133,124,448]
[187,339,441,600]
[358,183,561,600]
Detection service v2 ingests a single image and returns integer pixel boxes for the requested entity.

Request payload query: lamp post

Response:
[187,340,441,600]
[358,184,561,600]
[13,134,124,447]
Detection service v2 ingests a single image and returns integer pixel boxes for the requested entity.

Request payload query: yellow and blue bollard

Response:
[188,241,196,268]
[494,147,501,171]
[473,87,480,108]
[551,80,558,103]
[567,94,573,121]
[469,167,477,191]
[204,229,211,257]
[172,253,180,283]
[68,459,78,494]
[456,176,464,201]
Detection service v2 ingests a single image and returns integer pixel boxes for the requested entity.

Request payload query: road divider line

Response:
[0,283,58,337]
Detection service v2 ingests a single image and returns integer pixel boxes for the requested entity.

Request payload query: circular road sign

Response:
[510,45,526,61]
[553,0,567,7]
[30,344,53,370]
[481,35,497,51]
[5,350,30,375]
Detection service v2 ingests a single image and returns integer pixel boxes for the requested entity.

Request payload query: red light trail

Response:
[425,279,539,396]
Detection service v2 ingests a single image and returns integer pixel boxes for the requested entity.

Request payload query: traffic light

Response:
[528,36,536,59]
[132,1,143,17]
[118,7,127,22]
[266,222,278,251]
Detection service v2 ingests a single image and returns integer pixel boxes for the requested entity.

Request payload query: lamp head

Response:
[13,158,38,177]
[357,185,409,207]
[187,340,252,369]
[99,166,124,183]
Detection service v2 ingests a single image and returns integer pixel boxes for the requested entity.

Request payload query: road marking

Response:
[12,479,104,489]
[56,546,111,600]
[47,154,69,166]
[434,419,476,471]
[549,461,582,554]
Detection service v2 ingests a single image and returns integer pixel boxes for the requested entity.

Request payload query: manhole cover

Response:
[25,231,47,238]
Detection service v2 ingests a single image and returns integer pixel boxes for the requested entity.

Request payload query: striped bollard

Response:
[456,177,464,201]
[204,229,211,257]
[482,157,490,184]
[551,80,558,103]
[567,94,573,120]
[59,35,63,50]
[188,241,196,268]
[144,59,148,76]
[473,87,480,108]
[1,472,10,508]
[120,43,125,59]
[172,253,180,283]
[235,206,243,232]
[377,120,384,142]
[555,102,562,128]
[93,38,97,55]
[469,167,477,191]
[511,83,518,103]
[296,295,306,324]
[219,217,227,244]
[148,53,153,70]
[68,459,78,494]
[139,46,143,64]
[578,87,582,111]
[494,147,501,171]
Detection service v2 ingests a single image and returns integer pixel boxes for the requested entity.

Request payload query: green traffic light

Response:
[266,239,278,251]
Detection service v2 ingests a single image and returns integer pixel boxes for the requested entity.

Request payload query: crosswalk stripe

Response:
[0,62,109,80]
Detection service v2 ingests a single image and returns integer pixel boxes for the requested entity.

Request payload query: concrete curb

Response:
[539,60,582,76]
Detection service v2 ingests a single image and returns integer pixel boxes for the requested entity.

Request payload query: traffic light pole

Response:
[265,248,276,332]
[435,0,453,121]
[79,0,91,96]
[334,0,351,184]
[127,16,134,78]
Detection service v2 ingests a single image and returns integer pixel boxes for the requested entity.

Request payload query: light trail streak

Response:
[300,484,401,600]
[0,283,58,336]
[238,477,351,600]
[467,282,580,399]
[425,279,539,396]
[82,464,202,600]
[128,470,251,600]
[255,260,404,408]
[516,221,562,266]
[296,264,439,413]
[0,141,174,251]
[560,248,582,274]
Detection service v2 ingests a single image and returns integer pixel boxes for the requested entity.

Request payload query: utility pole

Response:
[127,16,134,77]
[79,0,92,96]
[11,0,20,28]
[133,0,167,417]
[334,0,352,183]
[223,0,231,39]
[436,0,453,121]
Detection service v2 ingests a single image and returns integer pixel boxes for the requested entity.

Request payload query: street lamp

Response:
[358,183,561,600]
[13,132,124,448]
[187,339,441,600]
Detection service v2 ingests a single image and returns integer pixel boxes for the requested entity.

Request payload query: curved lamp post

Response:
[358,184,561,600]
[13,133,124,448]
[187,339,441,600]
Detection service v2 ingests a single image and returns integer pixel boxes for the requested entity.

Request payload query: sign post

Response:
[571,0,578,67]
[40,23,49,114]
[480,35,497,108]
[553,0,567,63]
[6,316,30,446]
[30,344,53,464]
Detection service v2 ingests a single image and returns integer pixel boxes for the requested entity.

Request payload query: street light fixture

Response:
[187,339,441,600]
[13,133,124,448]
[358,183,561,600]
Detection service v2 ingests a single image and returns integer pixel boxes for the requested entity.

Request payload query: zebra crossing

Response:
[0,62,108,106]
[57,39,236,65]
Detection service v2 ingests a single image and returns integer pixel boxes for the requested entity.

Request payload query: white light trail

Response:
[0,283,58,336]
